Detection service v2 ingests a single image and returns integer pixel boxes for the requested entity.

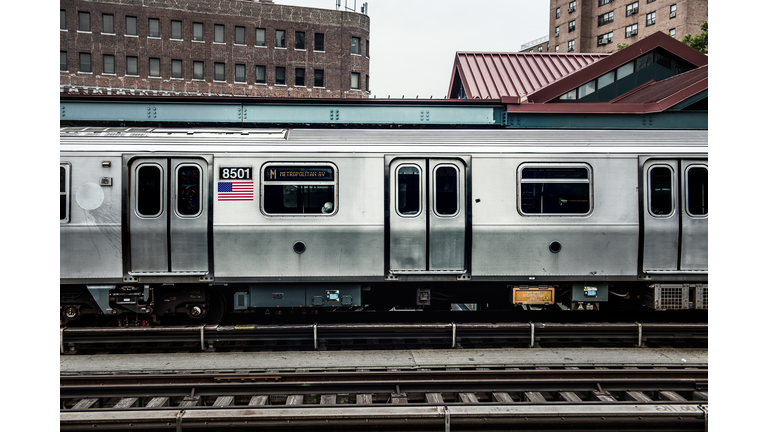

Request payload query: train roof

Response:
[60,127,707,155]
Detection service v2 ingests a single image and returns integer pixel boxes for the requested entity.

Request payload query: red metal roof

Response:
[448,52,607,102]
[610,65,708,105]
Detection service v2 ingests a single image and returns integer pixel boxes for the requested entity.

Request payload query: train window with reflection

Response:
[60,164,70,223]
[649,165,673,216]
[136,164,163,217]
[434,165,459,216]
[397,165,421,216]
[686,165,707,216]
[176,165,202,217]
[518,164,592,215]
[262,164,336,215]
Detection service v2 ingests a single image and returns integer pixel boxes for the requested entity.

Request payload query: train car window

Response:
[60,164,70,223]
[136,164,163,217]
[518,165,592,215]
[176,165,202,217]
[262,165,336,215]
[397,165,421,217]
[649,165,673,216]
[686,166,708,216]
[434,165,459,216]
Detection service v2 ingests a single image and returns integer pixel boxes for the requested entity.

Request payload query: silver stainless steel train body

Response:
[60,127,707,323]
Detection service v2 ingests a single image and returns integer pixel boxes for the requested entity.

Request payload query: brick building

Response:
[548,0,707,53]
[60,0,371,98]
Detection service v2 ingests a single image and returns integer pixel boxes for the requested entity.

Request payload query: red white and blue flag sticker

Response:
[217,181,253,201]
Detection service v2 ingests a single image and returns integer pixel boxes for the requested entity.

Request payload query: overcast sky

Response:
[278,0,549,98]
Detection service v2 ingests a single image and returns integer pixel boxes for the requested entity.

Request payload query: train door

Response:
[389,158,467,273]
[128,157,210,274]
[642,159,707,272]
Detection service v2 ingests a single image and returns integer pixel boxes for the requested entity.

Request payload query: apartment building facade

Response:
[60,0,371,97]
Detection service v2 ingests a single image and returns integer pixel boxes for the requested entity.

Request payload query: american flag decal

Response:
[217,181,254,201]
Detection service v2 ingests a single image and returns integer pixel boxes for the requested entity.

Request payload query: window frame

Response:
[61,10,67,30]
[314,33,325,51]
[276,30,286,48]
[647,164,675,217]
[214,24,225,43]
[295,68,305,87]
[314,69,324,88]
[135,163,164,219]
[102,14,114,34]
[351,72,360,90]
[149,58,161,77]
[433,163,461,218]
[598,11,614,26]
[626,2,639,16]
[171,20,182,40]
[351,36,361,55]
[567,40,575,52]
[256,28,266,46]
[193,22,204,41]
[685,165,708,217]
[126,56,138,76]
[275,66,286,85]
[517,163,594,216]
[670,4,677,18]
[235,26,246,45]
[61,51,68,72]
[175,163,204,218]
[60,163,71,223]
[568,20,576,32]
[396,164,422,218]
[646,11,656,26]
[193,61,204,80]
[255,65,266,84]
[214,62,225,81]
[126,16,137,36]
[597,31,613,46]
[148,18,160,38]
[261,162,339,217]
[103,54,115,74]
[295,31,305,50]
[235,64,246,83]
[78,11,90,32]
[171,59,183,79]
[625,23,639,38]
[79,53,92,73]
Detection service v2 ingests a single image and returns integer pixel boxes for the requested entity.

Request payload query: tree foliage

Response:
[682,21,708,54]
[617,42,629,50]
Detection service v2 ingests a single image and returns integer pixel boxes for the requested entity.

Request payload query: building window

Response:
[538,46,543,52]
[256,28,266,46]
[670,4,677,18]
[351,37,360,54]
[625,23,638,37]
[126,56,138,75]
[78,12,90,32]
[235,64,245,82]
[597,31,613,46]
[556,7,560,18]
[669,28,676,38]
[366,39,370,57]
[149,18,159,37]
[626,2,639,16]
[686,166,708,216]
[578,80,596,98]
[102,14,114,34]
[646,11,656,26]
[555,26,560,37]
[126,16,137,36]
[295,31,305,49]
[103,54,115,74]
[171,21,182,39]
[262,165,337,216]
[598,11,614,26]
[568,20,576,32]
[79,53,91,72]
[366,74,370,92]
[276,66,286,85]
[172,60,182,78]
[568,1,576,12]
[314,69,324,87]
[567,40,575,52]
[351,72,360,90]
[193,23,203,41]
[555,45,560,52]
[295,68,305,86]
[60,51,67,71]
[597,70,615,88]
[214,63,225,81]
[518,165,592,215]
[149,58,160,77]
[235,26,245,44]
[276,30,286,48]
[193,61,204,80]
[255,65,266,84]
[61,10,66,30]
[598,0,613,5]
[314,33,325,51]
[616,62,634,80]
[214,24,224,43]
[647,0,655,3]
[61,165,70,222]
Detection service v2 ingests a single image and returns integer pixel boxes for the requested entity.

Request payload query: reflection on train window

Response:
[137,164,163,217]
[434,165,459,216]
[686,166,708,216]
[177,165,201,217]
[519,165,591,215]
[649,165,673,216]
[397,165,421,216]
[60,164,70,222]
[262,164,336,215]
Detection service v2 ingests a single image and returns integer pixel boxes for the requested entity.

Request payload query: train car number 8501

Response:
[220,167,252,180]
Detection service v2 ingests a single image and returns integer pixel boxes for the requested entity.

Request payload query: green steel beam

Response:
[503,112,707,129]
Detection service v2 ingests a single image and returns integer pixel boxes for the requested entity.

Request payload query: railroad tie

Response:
[285,395,304,405]
[524,392,547,403]
[320,394,337,405]
[213,396,234,407]
[113,398,139,409]
[356,394,372,405]
[624,391,653,402]
[425,393,444,404]
[557,391,582,402]
[659,390,687,402]
[459,393,479,404]
[248,395,268,406]
[492,392,514,403]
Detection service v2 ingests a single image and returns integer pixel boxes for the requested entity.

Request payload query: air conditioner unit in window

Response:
[631,30,638,35]
[568,7,575,12]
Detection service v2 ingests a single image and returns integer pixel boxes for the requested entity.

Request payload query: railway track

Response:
[61,322,707,354]
[61,366,708,431]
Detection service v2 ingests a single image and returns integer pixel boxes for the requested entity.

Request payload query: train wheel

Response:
[204,290,226,325]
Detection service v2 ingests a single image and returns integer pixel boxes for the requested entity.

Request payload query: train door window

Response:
[518,164,592,215]
[176,165,202,217]
[396,165,421,217]
[434,165,459,216]
[686,165,708,216]
[262,164,336,215]
[648,165,674,216]
[60,164,70,222]
[136,164,163,217]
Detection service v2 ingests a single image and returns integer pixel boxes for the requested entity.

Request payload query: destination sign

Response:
[264,166,334,181]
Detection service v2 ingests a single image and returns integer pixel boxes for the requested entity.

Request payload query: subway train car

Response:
[60,127,707,324]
